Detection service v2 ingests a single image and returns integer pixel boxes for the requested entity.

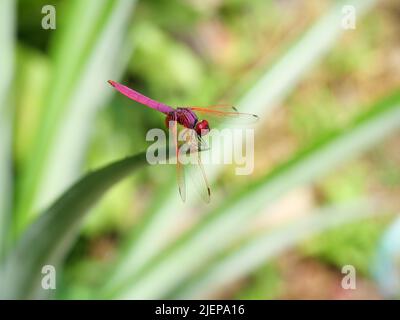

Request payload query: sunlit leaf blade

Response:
[110,91,400,299]
[174,200,379,298]
[372,216,400,298]
[15,0,136,234]
[235,0,375,118]
[0,0,15,261]
[0,152,147,299]
[103,0,377,294]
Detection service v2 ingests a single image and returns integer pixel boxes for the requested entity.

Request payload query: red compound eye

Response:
[195,120,210,136]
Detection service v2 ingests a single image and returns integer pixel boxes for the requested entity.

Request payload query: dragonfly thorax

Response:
[165,108,199,130]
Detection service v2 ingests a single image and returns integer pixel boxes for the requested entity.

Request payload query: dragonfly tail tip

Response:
[107,80,116,87]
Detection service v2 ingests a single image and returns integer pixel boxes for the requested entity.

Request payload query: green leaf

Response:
[15,0,136,234]
[0,152,147,299]
[173,200,379,298]
[0,0,15,261]
[373,217,400,298]
[109,91,400,299]
[104,0,377,294]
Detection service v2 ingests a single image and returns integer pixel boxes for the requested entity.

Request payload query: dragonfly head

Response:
[195,120,210,136]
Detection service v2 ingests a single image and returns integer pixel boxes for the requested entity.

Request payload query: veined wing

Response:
[170,120,186,202]
[180,129,211,203]
[190,150,211,203]
[189,105,259,126]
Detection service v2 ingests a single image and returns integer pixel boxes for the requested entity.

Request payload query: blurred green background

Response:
[0,0,400,299]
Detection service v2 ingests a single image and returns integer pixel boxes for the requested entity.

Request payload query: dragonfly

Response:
[108,80,258,203]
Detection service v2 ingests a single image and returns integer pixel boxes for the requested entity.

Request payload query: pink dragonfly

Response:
[108,80,258,203]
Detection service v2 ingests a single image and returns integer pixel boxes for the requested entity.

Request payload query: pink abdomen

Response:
[108,80,174,114]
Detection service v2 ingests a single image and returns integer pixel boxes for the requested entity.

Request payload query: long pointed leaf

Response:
[0,152,147,299]
[15,0,136,234]
[174,200,379,298]
[105,0,377,293]
[110,91,400,299]
[0,0,15,260]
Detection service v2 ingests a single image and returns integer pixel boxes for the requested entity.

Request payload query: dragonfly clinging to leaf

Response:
[108,80,258,203]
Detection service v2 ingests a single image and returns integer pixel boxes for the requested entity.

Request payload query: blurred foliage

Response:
[302,218,390,276]
[319,162,368,203]
[1,0,400,299]
[236,264,282,300]
[14,46,50,166]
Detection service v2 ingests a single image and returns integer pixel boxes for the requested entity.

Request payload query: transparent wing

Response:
[170,120,186,202]
[192,150,211,203]
[186,104,239,112]
[189,105,259,127]
[180,129,211,203]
